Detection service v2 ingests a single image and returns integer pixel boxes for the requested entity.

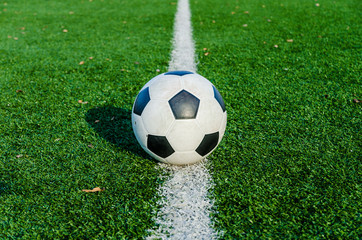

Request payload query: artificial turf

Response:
[0,0,175,238]
[0,0,360,239]
[192,0,361,238]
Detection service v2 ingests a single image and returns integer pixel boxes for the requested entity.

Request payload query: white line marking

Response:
[148,0,218,239]
[168,0,197,72]
[148,161,218,240]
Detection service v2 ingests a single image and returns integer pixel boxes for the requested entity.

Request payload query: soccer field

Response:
[0,0,360,239]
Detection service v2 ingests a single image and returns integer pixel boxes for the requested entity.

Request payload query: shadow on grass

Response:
[85,106,149,158]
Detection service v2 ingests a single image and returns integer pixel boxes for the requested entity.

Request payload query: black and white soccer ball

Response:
[132,71,227,165]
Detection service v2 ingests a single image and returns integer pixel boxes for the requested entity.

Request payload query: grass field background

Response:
[193,0,361,238]
[0,0,175,238]
[0,0,361,239]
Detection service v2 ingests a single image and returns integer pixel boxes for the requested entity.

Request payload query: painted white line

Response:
[148,0,218,239]
[168,0,197,72]
[148,160,218,240]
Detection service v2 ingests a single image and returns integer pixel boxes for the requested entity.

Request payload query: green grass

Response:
[0,0,361,239]
[0,0,175,238]
[192,0,361,238]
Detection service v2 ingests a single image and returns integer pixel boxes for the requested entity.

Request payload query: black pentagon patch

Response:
[133,87,150,116]
[196,132,219,157]
[147,135,175,158]
[169,90,200,119]
[165,71,194,76]
[213,86,226,112]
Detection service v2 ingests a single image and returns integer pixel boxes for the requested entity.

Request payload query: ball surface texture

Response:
[132,71,227,165]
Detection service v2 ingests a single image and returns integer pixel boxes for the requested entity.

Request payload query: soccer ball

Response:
[131,71,227,165]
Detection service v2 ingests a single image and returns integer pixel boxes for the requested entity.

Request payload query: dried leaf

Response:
[287,39,294,43]
[82,187,104,193]
[353,99,361,103]
[78,100,88,104]
[79,61,85,65]
[16,89,23,93]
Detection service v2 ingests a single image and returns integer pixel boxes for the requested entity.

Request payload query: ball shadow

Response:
[85,106,150,159]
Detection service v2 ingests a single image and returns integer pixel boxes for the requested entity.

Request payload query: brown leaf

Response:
[353,99,361,103]
[82,187,104,193]
[16,89,23,93]
[78,100,88,104]
[87,144,94,148]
